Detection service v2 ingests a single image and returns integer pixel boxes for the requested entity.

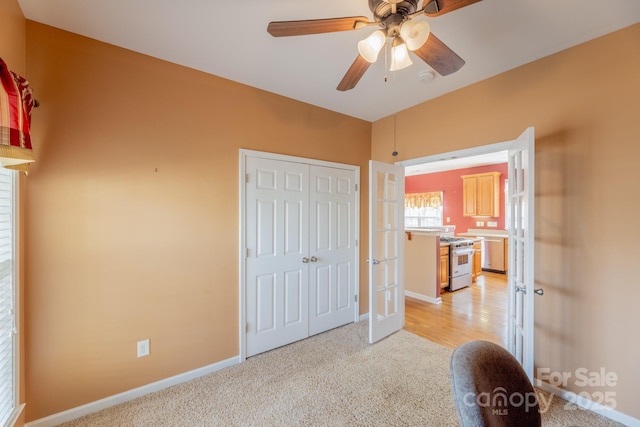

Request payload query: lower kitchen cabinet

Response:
[440,245,449,291]
[472,240,482,282]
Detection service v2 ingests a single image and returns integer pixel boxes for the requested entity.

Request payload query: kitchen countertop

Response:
[405,226,455,235]
[404,231,454,247]
[458,229,508,238]
[406,230,442,236]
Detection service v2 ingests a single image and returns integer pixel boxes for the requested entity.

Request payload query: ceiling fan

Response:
[267,0,481,91]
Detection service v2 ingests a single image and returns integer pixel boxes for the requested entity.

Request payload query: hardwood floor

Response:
[404,271,508,350]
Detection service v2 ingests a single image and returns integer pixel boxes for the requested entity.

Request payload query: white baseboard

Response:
[405,290,442,305]
[359,312,369,322]
[536,380,640,427]
[25,355,241,427]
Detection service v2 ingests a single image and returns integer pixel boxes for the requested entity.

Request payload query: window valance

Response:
[405,192,443,208]
[0,57,36,173]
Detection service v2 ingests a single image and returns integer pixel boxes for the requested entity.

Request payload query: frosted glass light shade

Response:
[400,20,431,51]
[357,30,386,63]
[390,41,413,71]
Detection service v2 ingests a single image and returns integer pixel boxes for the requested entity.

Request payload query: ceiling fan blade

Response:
[423,0,481,17]
[267,16,371,37]
[337,55,371,91]
[412,33,465,76]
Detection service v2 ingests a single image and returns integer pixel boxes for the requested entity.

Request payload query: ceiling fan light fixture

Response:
[390,38,413,71]
[400,19,430,51]
[357,30,386,63]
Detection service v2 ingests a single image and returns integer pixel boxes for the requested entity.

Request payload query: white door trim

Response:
[238,149,360,361]
[396,131,536,374]
[398,140,515,169]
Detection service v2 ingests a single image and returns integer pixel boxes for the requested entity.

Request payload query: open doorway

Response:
[399,146,510,349]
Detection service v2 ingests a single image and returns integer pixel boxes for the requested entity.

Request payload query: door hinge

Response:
[246,173,250,183]
[355,184,358,191]
[354,294,358,302]
[246,322,249,333]
[246,248,250,257]
[355,239,358,247]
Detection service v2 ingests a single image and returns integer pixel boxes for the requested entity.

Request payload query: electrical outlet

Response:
[137,339,150,358]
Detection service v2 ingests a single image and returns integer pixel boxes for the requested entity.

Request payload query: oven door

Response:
[451,247,474,277]
[450,247,474,291]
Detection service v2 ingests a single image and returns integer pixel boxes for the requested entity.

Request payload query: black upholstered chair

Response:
[449,340,541,427]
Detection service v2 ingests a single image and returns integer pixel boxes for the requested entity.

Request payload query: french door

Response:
[242,151,359,357]
[368,160,405,344]
[507,127,536,382]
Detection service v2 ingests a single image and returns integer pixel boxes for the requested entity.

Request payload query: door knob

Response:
[515,286,526,294]
[302,257,309,264]
[366,258,381,265]
[310,256,318,262]
[534,288,544,296]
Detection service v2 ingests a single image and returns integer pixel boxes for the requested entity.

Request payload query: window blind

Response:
[0,167,15,427]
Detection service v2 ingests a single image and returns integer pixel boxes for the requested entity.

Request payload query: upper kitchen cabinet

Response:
[461,172,501,217]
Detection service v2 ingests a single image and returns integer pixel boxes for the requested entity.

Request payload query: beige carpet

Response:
[62,322,622,426]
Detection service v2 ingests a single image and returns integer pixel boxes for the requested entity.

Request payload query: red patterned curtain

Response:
[405,192,443,208]
[0,57,36,172]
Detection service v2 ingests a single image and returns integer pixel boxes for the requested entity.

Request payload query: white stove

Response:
[440,237,474,291]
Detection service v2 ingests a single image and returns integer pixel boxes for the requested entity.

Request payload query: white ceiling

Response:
[17,0,640,122]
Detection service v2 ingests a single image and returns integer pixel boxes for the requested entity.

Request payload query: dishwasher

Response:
[482,237,506,273]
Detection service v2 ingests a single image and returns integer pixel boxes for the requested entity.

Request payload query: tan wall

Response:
[24,22,371,420]
[0,0,25,74]
[404,234,439,299]
[16,7,640,422]
[0,0,27,425]
[373,24,640,419]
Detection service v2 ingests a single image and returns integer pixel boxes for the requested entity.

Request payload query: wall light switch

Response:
[476,221,484,227]
[446,217,450,223]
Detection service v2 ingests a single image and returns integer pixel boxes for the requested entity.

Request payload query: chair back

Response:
[450,340,541,426]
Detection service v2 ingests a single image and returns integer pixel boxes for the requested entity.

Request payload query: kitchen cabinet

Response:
[472,240,482,282]
[440,245,449,290]
[461,172,501,217]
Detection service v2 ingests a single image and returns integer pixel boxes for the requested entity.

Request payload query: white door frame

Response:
[238,149,360,361]
[397,130,536,372]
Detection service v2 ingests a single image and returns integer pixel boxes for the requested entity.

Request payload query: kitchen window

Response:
[405,191,444,227]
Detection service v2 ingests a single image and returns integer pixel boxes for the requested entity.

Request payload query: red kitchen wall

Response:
[405,163,508,233]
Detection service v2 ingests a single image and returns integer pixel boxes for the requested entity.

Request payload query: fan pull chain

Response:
[384,38,389,82]
[392,65,398,157]
[393,114,398,156]
[382,37,398,157]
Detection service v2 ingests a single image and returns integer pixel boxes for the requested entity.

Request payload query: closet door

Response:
[245,157,310,357]
[308,165,357,335]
